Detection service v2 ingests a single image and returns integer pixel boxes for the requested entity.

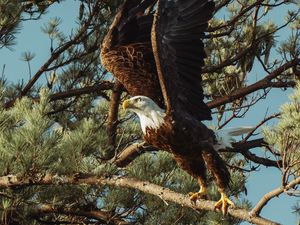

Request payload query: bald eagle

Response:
[101,0,252,214]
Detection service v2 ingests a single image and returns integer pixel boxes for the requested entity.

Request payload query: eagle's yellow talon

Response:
[189,185,207,202]
[189,192,198,202]
[214,192,235,215]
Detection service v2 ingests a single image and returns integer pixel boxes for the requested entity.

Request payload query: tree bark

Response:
[114,141,158,167]
[207,58,300,109]
[0,174,282,225]
[107,80,123,152]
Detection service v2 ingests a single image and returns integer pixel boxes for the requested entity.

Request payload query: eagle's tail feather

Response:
[214,127,253,150]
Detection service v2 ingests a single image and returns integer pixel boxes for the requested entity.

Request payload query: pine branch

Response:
[0,174,280,225]
[114,141,158,167]
[49,81,114,102]
[230,139,282,168]
[28,203,131,225]
[202,43,254,73]
[114,138,281,168]
[207,58,300,109]
[268,81,295,88]
[4,81,114,108]
[19,1,101,97]
[107,81,124,153]
[208,0,265,32]
[250,176,300,217]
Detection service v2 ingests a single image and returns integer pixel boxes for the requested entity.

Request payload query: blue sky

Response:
[0,1,298,224]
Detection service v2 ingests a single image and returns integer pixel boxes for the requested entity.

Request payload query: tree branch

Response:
[50,81,114,101]
[0,174,280,225]
[250,176,300,217]
[231,139,282,168]
[19,3,100,97]
[207,58,300,109]
[115,138,281,169]
[28,203,131,225]
[4,81,114,108]
[114,141,159,167]
[208,0,264,32]
[107,81,124,154]
[202,44,253,73]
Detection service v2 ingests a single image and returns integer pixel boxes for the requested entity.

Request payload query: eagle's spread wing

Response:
[101,0,164,107]
[151,0,214,120]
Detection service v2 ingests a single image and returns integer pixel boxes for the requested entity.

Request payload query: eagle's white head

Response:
[122,96,166,134]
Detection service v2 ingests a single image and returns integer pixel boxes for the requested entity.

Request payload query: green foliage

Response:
[0,0,22,48]
[204,0,299,121]
[263,82,300,173]
[0,0,298,224]
[263,82,300,216]
[41,17,66,46]
[0,87,247,223]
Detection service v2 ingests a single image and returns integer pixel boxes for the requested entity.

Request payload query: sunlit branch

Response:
[250,176,300,217]
[0,174,280,225]
[207,58,300,109]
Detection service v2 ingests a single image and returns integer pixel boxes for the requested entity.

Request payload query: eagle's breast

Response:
[137,109,166,134]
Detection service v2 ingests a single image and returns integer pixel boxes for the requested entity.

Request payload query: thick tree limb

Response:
[114,141,159,167]
[28,203,131,225]
[207,58,300,109]
[268,81,296,88]
[107,81,124,153]
[115,138,281,168]
[250,176,300,217]
[239,149,279,168]
[231,139,282,168]
[0,174,280,225]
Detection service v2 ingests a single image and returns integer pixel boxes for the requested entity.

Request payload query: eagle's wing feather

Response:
[152,0,214,120]
[104,0,154,47]
[101,0,164,107]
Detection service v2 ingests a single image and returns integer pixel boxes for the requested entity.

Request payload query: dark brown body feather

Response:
[144,116,229,191]
[101,0,230,192]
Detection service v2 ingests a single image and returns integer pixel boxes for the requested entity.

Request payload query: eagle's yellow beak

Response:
[122,99,130,110]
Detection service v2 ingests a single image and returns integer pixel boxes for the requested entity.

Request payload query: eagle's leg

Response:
[200,147,235,214]
[214,191,235,215]
[189,177,208,201]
